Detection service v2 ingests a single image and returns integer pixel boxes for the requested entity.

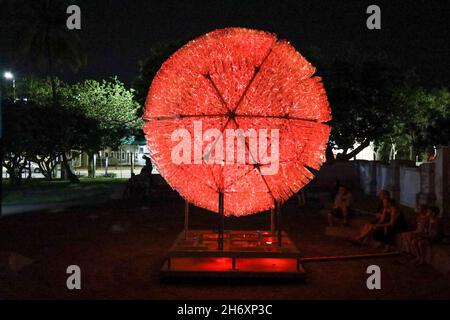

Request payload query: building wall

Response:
[399,167,421,207]
[376,164,392,195]
[72,144,150,168]
[312,147,449,216]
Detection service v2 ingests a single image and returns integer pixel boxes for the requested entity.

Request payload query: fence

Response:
[313,147,450,216]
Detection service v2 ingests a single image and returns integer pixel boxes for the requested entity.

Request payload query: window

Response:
[122,152,125,160]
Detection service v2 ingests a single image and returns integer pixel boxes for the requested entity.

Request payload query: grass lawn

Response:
[1,178,127,206]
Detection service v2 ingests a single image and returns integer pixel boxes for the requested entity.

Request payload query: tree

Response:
[8,0,86,182]
[314,47,412,161]
[2,99,100,183]
[2,99,32,184]
[376,86,450,161]
[68,78,141,177]
[133,41,184,114]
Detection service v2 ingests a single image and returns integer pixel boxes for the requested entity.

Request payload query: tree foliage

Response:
[133,41,185,112]
[2,77,140,183]
[375,86,450,161]
[68,78,142,151]
[316,48,411,160]
[2,99,99,182]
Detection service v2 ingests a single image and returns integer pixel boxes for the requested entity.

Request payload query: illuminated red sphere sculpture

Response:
[144,28,331,216]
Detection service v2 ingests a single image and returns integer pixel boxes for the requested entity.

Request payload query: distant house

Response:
[73,136,149,168]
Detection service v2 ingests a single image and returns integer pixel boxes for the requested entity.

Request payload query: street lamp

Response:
[3,71,16,100]
[4,71,13,80]
[1,71,16,140]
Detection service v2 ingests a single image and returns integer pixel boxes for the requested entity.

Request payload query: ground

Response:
[1,182,449,300]
[1,178,127,215]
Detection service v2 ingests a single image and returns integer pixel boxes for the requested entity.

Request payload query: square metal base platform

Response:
[160,230,306,281]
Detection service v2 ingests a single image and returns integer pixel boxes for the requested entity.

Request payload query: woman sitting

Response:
[351,198,406,251]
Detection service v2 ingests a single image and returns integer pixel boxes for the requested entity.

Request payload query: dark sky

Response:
[1,0,449,87]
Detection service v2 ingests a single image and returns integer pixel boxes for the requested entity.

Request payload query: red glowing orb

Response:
[144,28,331,216]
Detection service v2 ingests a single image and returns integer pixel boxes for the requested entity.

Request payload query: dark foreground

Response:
[1,190,449,300]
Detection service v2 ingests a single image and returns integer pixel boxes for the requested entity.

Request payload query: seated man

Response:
[328,185,353,226]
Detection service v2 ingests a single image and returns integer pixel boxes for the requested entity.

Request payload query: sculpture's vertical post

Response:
[184,200,189,240]
[218,192,224,251]
[270,208,276,235]
[276,201,282,247]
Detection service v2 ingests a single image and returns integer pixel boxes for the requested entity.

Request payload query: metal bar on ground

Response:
[270,208,275,235]
[300,251,400,263]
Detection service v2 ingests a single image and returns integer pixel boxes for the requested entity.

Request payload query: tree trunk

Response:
[87,153,96,178]
[27,160,32,180]
[60,157,67,180]
[7,167,17,184]
[61,152,79,183]
[336,139,371,161]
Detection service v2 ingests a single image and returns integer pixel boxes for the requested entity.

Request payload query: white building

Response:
[73,136,150,168]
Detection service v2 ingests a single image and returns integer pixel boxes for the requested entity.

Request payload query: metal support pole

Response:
[0,78,3,140]
[184,200,189,240]
[130,149,134,175]
[277,201,282,247]
[218,192,224,251]
[270,207,276,235]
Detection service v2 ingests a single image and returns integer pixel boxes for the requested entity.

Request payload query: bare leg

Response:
[328,213,334,227]
[411,238,421,263]
[353,224,374,241]
[401,232,412,254]
[417,239,430,264]
[343,207,349,225]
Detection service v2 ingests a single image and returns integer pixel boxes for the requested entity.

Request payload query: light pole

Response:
[1,71,15,195]
[1,71,15,140]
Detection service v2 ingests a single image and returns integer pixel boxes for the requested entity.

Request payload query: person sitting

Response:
[411,206,443,265]
[351,197,406,251]
[373,190,391,222]
[328,185,353,226]
[399,204,429,256]
[140,155,153,179]
[372,198,407,251]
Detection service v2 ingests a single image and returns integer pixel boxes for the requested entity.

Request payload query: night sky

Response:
[1,0,449,87]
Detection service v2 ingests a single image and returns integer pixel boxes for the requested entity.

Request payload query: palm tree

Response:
[8,0,86,182]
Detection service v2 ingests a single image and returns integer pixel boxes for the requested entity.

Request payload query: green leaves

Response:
[68,78,142,150]
[376,86,450,160]
[317,48,410,158]
[3,77,141,176]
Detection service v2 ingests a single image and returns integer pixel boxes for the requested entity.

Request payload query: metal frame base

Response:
[160,230,306,281]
